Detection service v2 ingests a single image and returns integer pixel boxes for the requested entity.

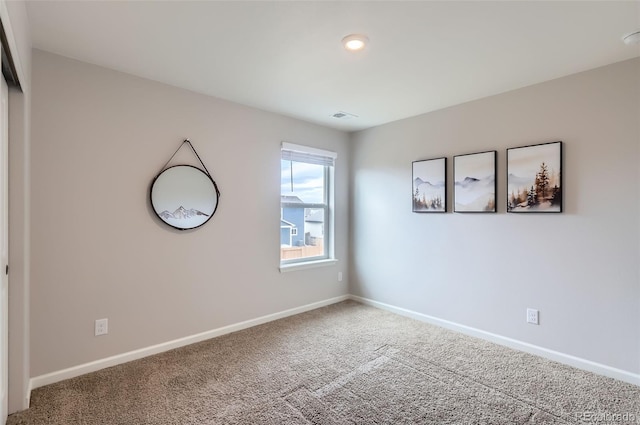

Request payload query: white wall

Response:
[350,58,640,376]
[30,50,349,377]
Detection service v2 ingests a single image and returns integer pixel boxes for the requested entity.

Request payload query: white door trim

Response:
[0,49,8,424]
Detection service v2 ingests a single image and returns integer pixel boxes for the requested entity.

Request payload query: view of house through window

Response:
[280,143,335,265]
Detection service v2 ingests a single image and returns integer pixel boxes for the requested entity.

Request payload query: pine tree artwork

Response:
[412,158,447,213]
[507,141,562,213]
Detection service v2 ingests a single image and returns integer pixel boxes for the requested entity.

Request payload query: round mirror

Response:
[150,165,219,230]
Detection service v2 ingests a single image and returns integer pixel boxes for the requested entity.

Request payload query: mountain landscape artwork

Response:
[150,164,219,230]
[412,157,446,212]
[454,151,496,212]
[158,206,210,220]
[507,141,562,213]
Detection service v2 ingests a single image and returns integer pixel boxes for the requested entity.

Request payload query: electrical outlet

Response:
[526,308,539,325]
[338,272,343,282]
[95,318,108,336]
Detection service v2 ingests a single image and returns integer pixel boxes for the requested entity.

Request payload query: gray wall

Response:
[349,58,640,374]
[27,50,640,381]
[4,0,32,413]
[30,50,349,377]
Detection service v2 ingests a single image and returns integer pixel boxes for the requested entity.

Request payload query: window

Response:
[280,142,336,268]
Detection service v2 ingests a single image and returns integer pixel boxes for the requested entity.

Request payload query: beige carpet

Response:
[8,301,640,424]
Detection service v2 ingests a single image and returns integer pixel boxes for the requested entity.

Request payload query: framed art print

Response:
[150,165,219,230]
[507,141,562,213]
[412,157,446,212]
[454,151,496,213]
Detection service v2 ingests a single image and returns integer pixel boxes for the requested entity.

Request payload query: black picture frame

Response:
[507,141,563,213]
[150,165,220,230]
[453,150,497,213]
[412,157,447,213]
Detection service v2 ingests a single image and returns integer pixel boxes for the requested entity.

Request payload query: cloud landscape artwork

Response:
[507,141,562,213]
[454,151,496,212]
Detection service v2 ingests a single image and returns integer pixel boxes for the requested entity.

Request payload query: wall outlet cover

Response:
[95,318,108,336]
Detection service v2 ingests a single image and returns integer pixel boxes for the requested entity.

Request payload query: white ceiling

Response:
[26,1,640,132]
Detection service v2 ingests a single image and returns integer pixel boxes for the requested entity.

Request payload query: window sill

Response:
[279,259,338,273]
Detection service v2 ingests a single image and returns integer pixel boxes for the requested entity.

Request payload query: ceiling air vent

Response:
[332,111,358,120]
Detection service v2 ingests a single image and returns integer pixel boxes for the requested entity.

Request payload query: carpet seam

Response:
[383,346,575,424]
[281,395,314,425]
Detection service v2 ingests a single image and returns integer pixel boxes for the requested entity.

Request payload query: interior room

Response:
[0,1,639,424]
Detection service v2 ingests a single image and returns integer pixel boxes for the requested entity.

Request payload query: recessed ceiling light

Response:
[622,30,640,45]
[342,34,368,51]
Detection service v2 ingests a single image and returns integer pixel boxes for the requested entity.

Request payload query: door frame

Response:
[0,44,8,423]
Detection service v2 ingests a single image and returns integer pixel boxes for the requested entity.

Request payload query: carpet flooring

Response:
[7,300,640,424]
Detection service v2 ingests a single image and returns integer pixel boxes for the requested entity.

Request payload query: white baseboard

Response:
[349,295,640,387]
[25,378,32,408]
[27,292,640,399]
[29,295,350,392]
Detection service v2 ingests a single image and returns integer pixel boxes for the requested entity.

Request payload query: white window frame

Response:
[280,142,337,271]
